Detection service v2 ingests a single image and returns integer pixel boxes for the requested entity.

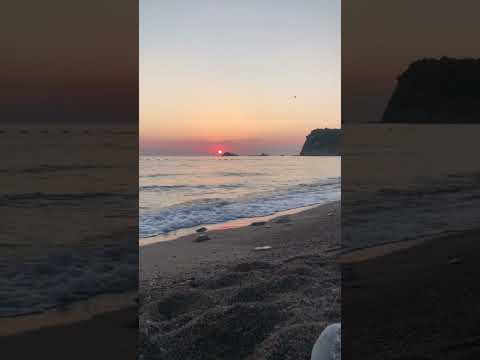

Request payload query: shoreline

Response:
[339,228,470,264]
[0,290,137,336]
[1,203,337,337]
[1,305,137,358]
[140,202,329,246]
[141,201,341,282]
[338,239,425,264]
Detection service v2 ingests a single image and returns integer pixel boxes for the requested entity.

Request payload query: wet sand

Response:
[1,306,137,359]
[343,228,480,360]
[140,201,341,360]
[338,238,425,264]
[0,291,137,336]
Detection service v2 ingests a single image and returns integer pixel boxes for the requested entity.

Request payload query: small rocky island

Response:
[383,57,480,123]
[222,151,239,157]
[300,128,341,156]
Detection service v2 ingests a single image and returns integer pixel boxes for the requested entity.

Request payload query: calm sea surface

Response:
[140,156,341,241]
[342,124,480,250]
[0,125,137,317]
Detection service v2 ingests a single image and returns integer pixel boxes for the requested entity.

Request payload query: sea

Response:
[342,124,480,250]
[0,125,138,318]
[140,155,341,244]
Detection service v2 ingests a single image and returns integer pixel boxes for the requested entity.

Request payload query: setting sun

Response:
[217,150,223,155]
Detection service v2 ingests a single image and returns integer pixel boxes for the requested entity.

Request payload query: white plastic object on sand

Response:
[254,246,272,251]
[311,323,341,360]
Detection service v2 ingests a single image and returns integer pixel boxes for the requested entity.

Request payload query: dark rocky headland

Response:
[383,57,480,123]
[300,128,341,156]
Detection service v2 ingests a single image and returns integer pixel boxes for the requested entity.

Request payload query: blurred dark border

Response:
[342,1,480,359]
[0,1,138,358]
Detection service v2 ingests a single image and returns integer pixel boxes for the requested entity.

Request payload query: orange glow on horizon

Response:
[140,0,340,154]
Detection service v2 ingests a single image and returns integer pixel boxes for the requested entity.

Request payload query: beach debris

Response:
[311,323,341,360]
[254,246,272,251]
[449,257,462,265]
[194,234,210,243]
[251,221,267,226]
[196,227,207,233]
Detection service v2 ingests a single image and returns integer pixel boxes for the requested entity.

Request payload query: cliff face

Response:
[383,57,480,123]
[300,128,341,156]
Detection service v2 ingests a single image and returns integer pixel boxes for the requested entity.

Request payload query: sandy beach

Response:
[1,306,137,359]
[342,228,480,360]
[140,201,341,360]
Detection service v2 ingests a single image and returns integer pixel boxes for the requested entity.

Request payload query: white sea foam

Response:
[0,234,137,317]
[139,156,341,238]
[140,178,340,238]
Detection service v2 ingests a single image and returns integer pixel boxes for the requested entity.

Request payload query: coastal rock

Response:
[222,152,239,157]
[251,221,267,226]
[300,129,341,156]
[383,57,480,123]
[194,234,210,242]
[196,227,207,233]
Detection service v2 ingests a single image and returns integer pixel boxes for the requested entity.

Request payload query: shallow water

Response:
[0,125,138,317]
[140,156,341,240]
[342,124,480,249]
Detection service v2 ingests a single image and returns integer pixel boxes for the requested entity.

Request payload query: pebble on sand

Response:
[194,235,210,242]
[251,221,267,226]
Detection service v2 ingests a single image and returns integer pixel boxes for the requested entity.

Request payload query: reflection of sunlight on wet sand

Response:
[0,291,137,336]
[140,203,320,246]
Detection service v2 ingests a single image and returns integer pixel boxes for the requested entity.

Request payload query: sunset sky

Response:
[2,0,137,123]
[140,0,340,155]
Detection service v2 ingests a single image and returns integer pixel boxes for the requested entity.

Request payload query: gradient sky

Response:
[2,0,138,124]
[342,0,480,123]
[140,0,340,155]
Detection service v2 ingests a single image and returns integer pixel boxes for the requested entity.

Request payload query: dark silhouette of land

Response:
[383,57,480,123]
[300,129,341,156]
